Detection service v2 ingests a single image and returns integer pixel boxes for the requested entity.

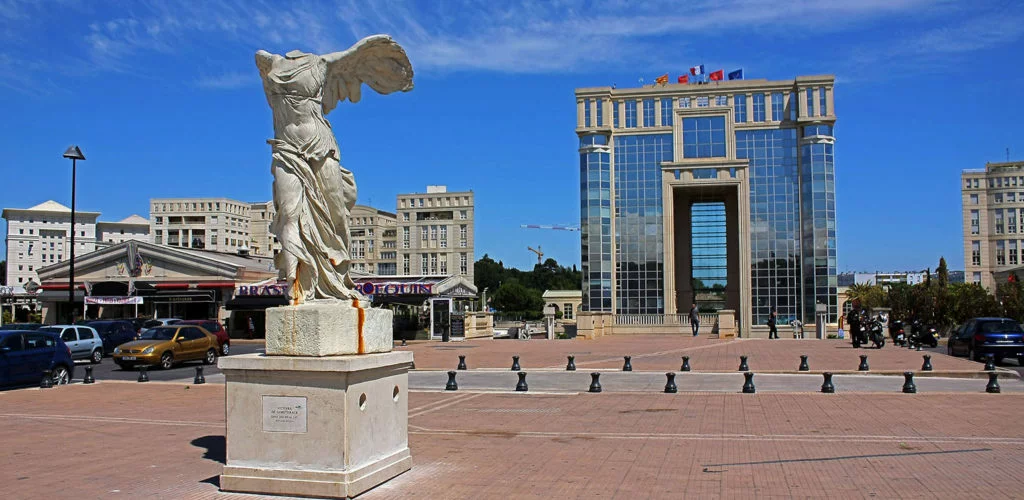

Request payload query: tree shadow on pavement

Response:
[192,435,226,464]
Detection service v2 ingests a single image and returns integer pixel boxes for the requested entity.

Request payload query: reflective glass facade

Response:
[643,99,655,127]
[734,94,747,123]
[800,134,837,322]
[613,134,672,313]
[580,134,613,311]
[683,117,726,159]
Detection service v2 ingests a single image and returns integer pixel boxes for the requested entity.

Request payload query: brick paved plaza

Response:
[2,336,1022,499]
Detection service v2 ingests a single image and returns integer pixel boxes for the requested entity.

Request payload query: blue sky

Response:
[1,0,1023,273]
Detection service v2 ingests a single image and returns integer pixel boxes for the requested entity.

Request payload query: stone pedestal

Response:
[266,301,393,356]
[717,309,737,339]
[220,351,413,499]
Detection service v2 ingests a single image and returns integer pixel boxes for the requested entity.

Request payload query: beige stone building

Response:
[248,201,280,258]
[349,205,398,275]
[150,198,254,254]
[961,160,1024,289]
[575,75,837,337]
[3,200,100,286]
[96,215,151,248]
[396,185,475,279]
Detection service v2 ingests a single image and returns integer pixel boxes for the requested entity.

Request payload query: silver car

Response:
[39,325,104,364]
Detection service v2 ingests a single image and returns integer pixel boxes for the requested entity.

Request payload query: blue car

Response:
[0,330,75,387]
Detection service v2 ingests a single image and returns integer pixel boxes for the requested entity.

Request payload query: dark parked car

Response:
[0,330,75,386]
[126,318,148,334]
[179,320,230,356]
[948,317,1024,364]
[1,323,44,331]
[81,320,139,355]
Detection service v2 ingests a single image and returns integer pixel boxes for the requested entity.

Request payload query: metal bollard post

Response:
[40,370,53,389]
[138,365,150,383]
[821,372,835,393]
[566,355,576,371]
[921,355,933,371]
[902,371,916,393]
[589,372,602,393]
[457,355,467,370]
[83,366,95,384]
[194,366,206,385]
[511,355,521,371]
[622,356,632,372]
[858,355,869,371]
[742,372,755,393]
[664,372,678,393]
[681,356,691,372]
[984,355,996,372]
[445,371,458,391]
[798,355,809,372]
[738,356,749,372]
[515,372,528,392]
[986,372,1001,394]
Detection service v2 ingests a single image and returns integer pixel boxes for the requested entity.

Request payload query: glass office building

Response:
[576,76,837,335]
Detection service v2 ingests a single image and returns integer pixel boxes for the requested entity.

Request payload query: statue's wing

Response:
[321,35,414,114]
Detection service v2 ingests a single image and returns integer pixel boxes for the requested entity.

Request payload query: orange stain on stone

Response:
[353,298,365,354]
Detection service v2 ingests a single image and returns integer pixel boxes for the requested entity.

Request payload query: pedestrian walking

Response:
[689,303,700,337]
[768,307,779,339]
[246,317,255,340]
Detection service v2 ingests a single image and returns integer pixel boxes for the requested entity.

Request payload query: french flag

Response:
[689,64,705,76]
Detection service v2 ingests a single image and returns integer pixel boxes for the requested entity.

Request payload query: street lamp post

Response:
[62,146,85,324]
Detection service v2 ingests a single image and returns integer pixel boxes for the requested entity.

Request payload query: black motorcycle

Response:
[910,320,940,348]
[890,319,907,347]
[868,317,886,348]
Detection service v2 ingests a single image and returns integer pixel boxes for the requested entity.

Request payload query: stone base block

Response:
[219,351,414,499]
[266,301,393,356]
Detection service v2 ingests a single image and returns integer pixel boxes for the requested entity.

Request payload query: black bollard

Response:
[445,370,458,391]
[916,344,922,352]
[681,356,691,372]
[401,338,407,347]
[821,372,835,393]
[798,355,809,372]
[902,371,917,393]
[511,355,521,371]
[138,365,150,383]
[986,372,1001,393]
[623,356,633,372]
[858,355,869,371]
[921,355,933,371]
[83,366,95,384]
[664,372,678,393]
[515,372,528,392]
[457,355,467,370]
[738,355,749,372]
[40,369,53,389]
[742,372,755,393]
[589,372,602,393]
[984,355,996,372]
[566,355,576,371]
[194,366,206,385]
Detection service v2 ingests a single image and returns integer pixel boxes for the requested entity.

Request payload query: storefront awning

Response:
[84,296,144,305]
[225,295,289,311]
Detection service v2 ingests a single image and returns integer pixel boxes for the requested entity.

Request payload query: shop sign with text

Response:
[360,282,433,296]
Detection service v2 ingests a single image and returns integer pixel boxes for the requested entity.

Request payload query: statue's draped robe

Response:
[261,53,359,302]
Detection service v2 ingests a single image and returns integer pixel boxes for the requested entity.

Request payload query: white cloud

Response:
[194,71,253,90]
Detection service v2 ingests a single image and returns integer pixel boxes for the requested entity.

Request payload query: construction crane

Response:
[528,245,544,265]
[521,224,579,231]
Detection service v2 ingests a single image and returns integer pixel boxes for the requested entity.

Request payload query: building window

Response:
[402,254,410,274]
[752,93,766,122]
[440,254,448,274]
[971,194,979,204]
[596,99,603,126]
[995,193,1003,203]
[440,225,448,248]
[430,253,438,274]
[420,227,428,242]
[996,209,1004,234]
[430,225,438,240]
[402,227,410,248]
[973,271,982,284]
[625,100,637,128]
[402,213,409,221]
[771,92,784,121]
[715,95,727,106]
[682,116,726,158]
[997,240,1006,266]
[460,253,468,275]
[1010,210,1018,234]
[696,96,709,107]
[660,98,672,126]
[460,210,468,220]
[733,94,747,122]
[584,98,591,127]
[460,225,467,241]
[1011,240,1019,265]
[1010,193,1018,203]
[972,241,981,266]
[421,254,428,273]
[613,101,620,127]
[642,99,655,127]
[820,88,828,115]
[970,210,980,234]
[806,88,815,116]
[563,303,574,320]
[679,97,690,108]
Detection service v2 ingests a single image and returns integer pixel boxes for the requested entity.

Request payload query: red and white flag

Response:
[689,64,705,76]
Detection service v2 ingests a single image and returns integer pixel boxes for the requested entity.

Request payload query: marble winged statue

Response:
[255,35,413,305]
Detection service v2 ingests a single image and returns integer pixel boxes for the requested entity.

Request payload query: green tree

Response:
[473,254,504,295]
[936,257,949,288]
[845,283,886,309]
[490,279,544,319]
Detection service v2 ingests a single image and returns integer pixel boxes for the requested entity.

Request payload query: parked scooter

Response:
[890,319,907,347]
[868,316,886,348]
[910,319,940,348]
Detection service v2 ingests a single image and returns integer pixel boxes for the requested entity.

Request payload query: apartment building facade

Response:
[150,198,254,254]
[349,205,399,275]
[396,186,475,279]
[962,160,1024,289]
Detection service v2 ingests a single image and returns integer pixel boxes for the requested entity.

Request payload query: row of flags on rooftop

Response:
[653,65,743,85]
